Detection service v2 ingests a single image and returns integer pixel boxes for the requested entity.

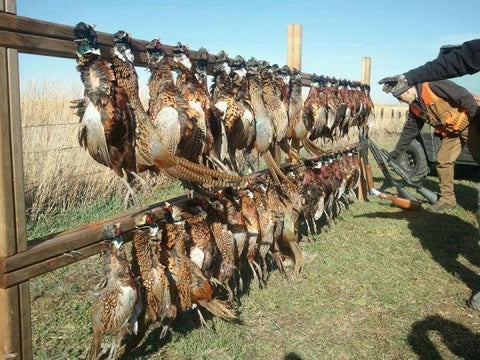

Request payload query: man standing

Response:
[384,79,480,212]
[380,38,480,307]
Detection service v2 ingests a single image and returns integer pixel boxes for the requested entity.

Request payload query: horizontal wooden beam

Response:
[0,194,190,288]
[0,11,322,86]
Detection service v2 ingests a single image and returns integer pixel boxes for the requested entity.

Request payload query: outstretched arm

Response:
[404,39,480,85]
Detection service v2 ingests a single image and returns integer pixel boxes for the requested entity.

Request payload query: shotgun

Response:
[368,139,419,202]
[369,140,438,205]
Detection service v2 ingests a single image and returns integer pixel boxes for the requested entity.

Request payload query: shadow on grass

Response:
[283,352,303,360]
[360,208,480,297]
[408,315,480,359]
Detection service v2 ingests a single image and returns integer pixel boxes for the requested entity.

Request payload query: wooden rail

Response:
[0,9,370,359]
[0,195,189,288]
[0,11,322,86]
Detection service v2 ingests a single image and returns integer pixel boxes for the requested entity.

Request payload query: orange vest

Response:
[409,82,473,137]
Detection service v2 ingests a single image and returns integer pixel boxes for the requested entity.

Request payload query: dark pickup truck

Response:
[396,126,478,180]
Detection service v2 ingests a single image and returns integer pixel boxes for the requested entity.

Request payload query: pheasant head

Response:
[134,212,159,237]
[214,50,231,74]
[230,55,247,84]
[146,38,166,68]
[113,30,134,63]
[164,202,183,223]
[195,47,210,75]
[246,57,259,76]
[73,22,100,62]
[172,42,192,70]
[102,222,123,249]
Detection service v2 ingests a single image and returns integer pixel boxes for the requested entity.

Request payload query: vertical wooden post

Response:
[361,56,371,85]
[358,56,372,201]
[0,1,32,359]
[287,24,302,71]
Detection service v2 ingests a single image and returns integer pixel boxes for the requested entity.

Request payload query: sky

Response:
[16,0,480,103]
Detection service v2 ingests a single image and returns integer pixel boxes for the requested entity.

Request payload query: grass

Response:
[29,152,480,359]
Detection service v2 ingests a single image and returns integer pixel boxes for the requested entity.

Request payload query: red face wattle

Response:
[146,213,153,225]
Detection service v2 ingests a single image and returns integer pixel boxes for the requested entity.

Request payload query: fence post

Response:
[357,56,372,201]
[0,0,32,359]
[287,24,302,71]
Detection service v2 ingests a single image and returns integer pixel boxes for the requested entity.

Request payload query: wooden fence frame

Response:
[0,6,371,358]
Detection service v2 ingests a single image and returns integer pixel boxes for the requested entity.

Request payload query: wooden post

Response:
[287,24,302,71]
[0,0,32,358]
[358,56,372,201]
[361,56,371,85]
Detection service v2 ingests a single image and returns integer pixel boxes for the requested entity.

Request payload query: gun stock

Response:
[371,188,421,211]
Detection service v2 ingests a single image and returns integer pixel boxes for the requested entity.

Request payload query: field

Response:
[21,83,480,359]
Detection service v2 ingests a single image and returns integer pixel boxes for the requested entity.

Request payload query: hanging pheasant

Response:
[73,22,139,208]
[145,38,241,187]
[245,58,291,186]
[88,223,141,360]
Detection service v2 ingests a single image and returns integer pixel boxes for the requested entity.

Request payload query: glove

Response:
[378,74,408,85]
[379,75,412,97]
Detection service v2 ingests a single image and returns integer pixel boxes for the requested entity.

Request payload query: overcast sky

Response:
[17,0,480,103]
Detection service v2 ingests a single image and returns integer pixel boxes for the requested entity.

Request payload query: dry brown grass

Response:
[21,80,127,220]
[370,103,409,138]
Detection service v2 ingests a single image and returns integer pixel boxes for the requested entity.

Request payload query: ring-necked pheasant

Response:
[73,23,139,208]
[211,52,255,174]
[145,38,242,188]
[171,43,229,171]
[285,68,325,158]
[131,213,175,338]
[88,223,141,360]
[245,58,290,186]
[161,217,239,326]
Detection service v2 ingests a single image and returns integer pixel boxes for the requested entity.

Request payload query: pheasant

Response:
[258,61,289,166]
[210,188,249,292]
[246,58,290,186]
[171,43,228,171]
[264,175,304,275]
[305,76,333,141]
[285,68,325,158]
[161,219,239,326]
[165,201,218,280]
[131,213,175,338]
[144,39,241,189]
[228,55,256,173]
[202,196,239,302]
[237,186,263,287]
[73,23,139,208]
[250,179,277,281]
[88,223,141,360]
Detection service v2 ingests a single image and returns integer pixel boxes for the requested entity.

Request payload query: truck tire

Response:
[397,139,430,181]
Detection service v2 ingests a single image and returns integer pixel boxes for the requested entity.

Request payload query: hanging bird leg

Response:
[120,169,142,210]
[279,139,301,164]
[127,170,154,196]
